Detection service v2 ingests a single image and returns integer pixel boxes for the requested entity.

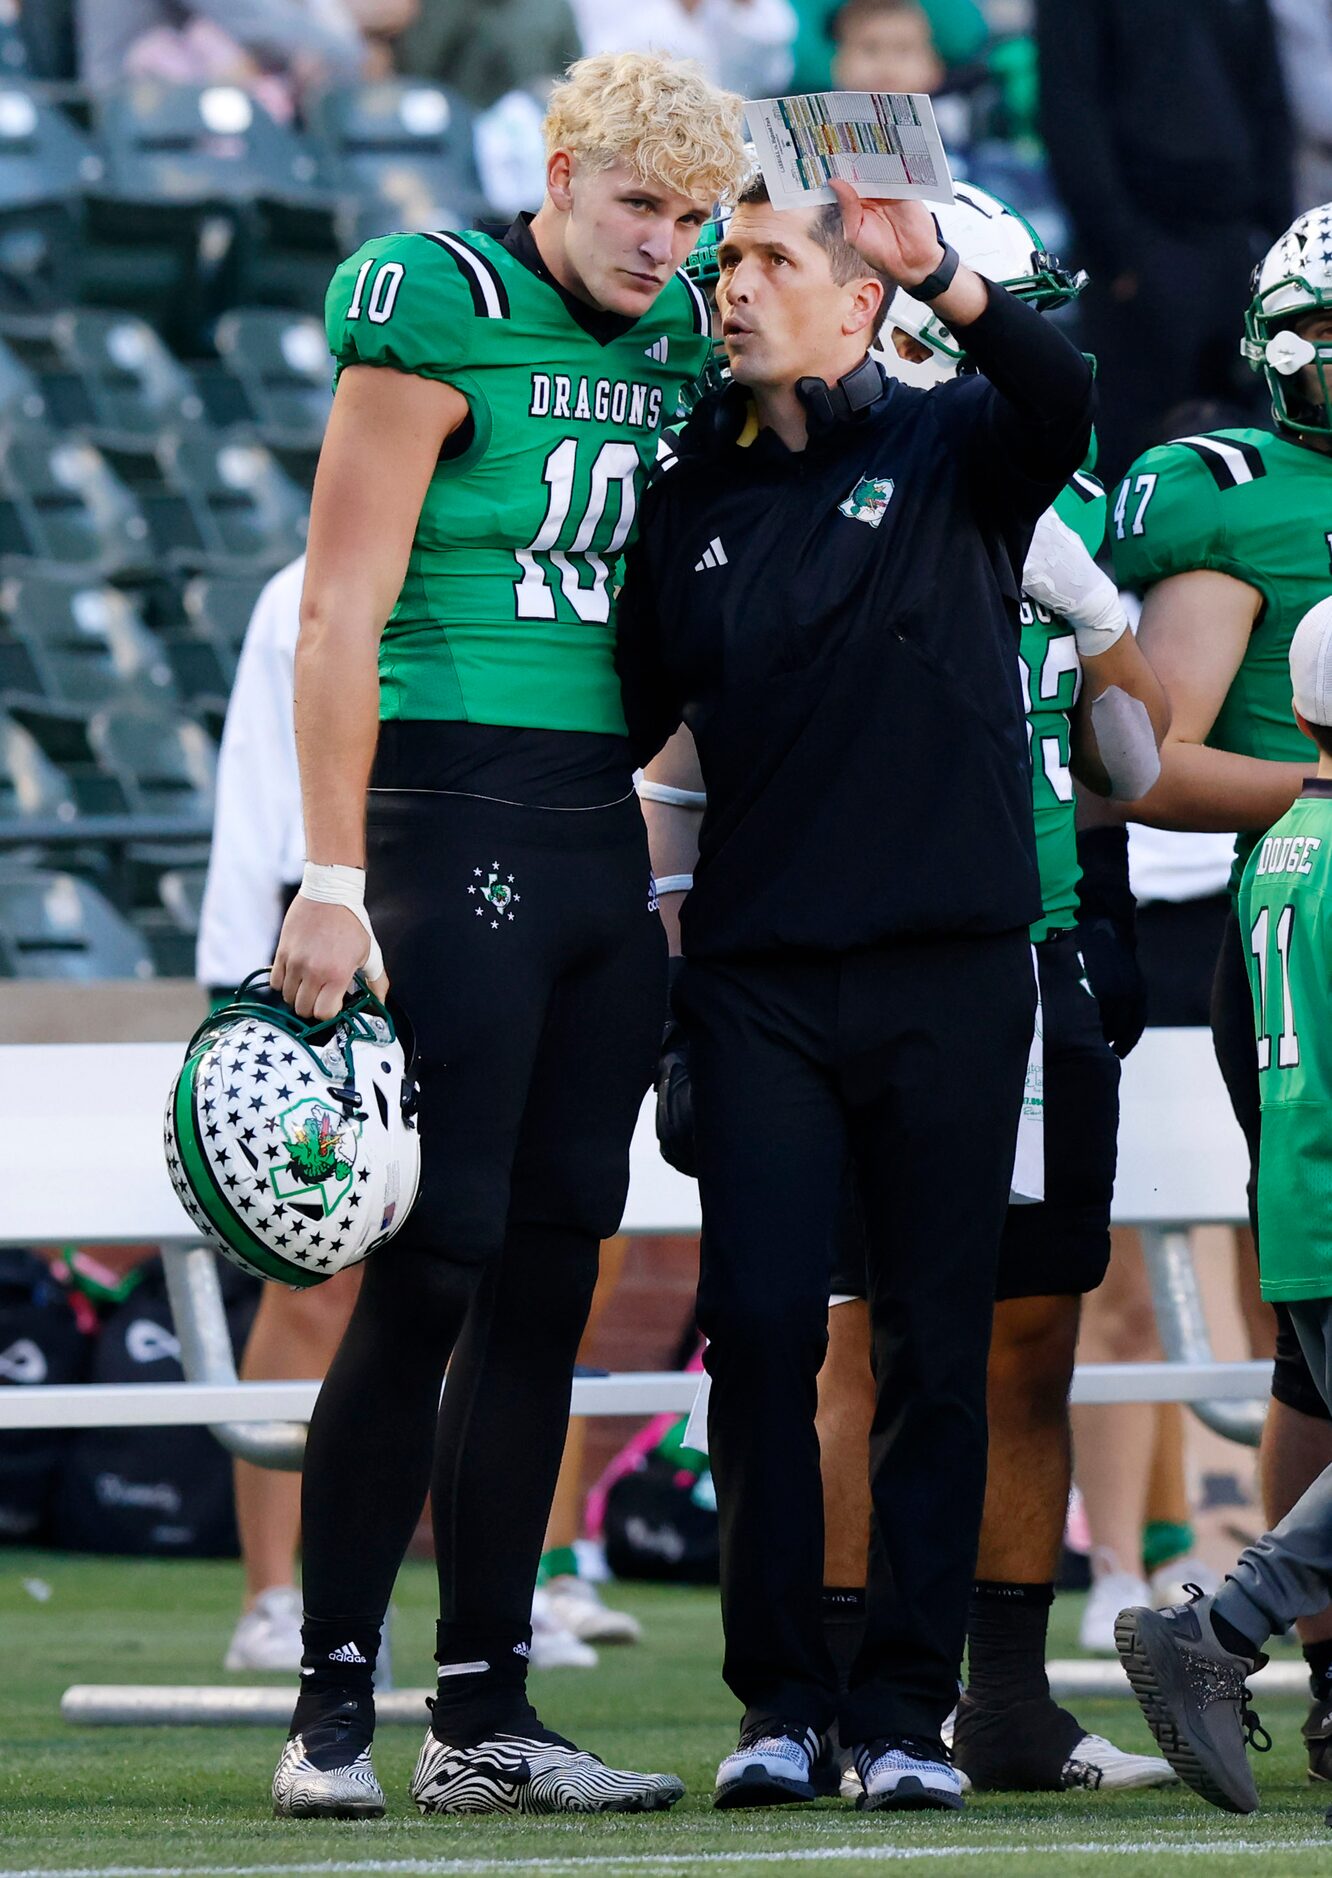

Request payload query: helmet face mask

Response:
[1242,220,1332,440]
[680,210,730,413]
[164,972,421,1289]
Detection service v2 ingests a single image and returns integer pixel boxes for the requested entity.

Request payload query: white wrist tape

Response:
[654,873,694,894]
[298,862,384,982]
[1090,687,1161,802]
[1022,506,1129,658]
[1069,585,1130,661]
[637,779,707,809]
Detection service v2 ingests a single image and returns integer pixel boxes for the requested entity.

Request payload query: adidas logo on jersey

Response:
[644,336,670,364]
[694,537,728,572]
[328,1641,368,1665]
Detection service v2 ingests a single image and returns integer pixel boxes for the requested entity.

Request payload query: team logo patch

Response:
[838,475,895,527]
[469,862,520,928]
[271,1100,359,1218]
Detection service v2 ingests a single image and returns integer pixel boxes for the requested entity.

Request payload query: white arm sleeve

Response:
[195,556,307,989]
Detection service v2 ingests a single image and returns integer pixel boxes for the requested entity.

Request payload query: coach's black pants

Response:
[680,931,1035,1744]
[1211,906,1329,1422]
[299,789,664,1665]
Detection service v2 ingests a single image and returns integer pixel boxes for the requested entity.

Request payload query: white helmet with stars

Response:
[1242,203,1332,438]
[164,973,420,1288]
[876,182,1086,387]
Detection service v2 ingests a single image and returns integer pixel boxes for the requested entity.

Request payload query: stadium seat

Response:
[134,432,307,572]
[310,80,484,237]
[212,308,331,453]
[0,322,49,424]
[0,87,98,309]
[0,429,154,574]
[94,81,328,210]
[158,864,207,934]
[6,572,177,707]
[182,572,268,651]
[41,308,206,448]
[87,699,215,826]
[0,708,78,827]
[0,864,154,977]
[157,628,235,709]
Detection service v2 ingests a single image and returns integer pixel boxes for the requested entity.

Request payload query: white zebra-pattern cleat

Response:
[410,1725,684,1814]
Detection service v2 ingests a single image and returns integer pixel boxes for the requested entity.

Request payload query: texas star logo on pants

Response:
[468,862,521,929]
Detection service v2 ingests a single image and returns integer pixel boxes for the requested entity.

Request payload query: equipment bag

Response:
[0,1250,91,1544]
[54,1256,259,1558]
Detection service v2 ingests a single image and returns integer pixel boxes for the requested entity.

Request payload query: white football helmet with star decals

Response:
[1242,203,1332,438]
[164,973,420,1288]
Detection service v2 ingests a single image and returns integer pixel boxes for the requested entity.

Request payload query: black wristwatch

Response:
[911,242,960,301]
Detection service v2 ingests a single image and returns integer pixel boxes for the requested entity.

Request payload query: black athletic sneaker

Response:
[1115,1590,1271,1813]
[412,1714,683,1815]
[272,1685,384,1818]
[1304,1681,1332,1783]
[714,1722,822,1808]
[948,1692,1175,1791]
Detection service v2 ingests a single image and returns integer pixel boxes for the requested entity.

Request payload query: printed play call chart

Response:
[747,91,957,211]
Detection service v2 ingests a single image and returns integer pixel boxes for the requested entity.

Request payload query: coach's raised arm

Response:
[618,173,1097,1812]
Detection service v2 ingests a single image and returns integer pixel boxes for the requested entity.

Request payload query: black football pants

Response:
[679,930,1034,1745]
[299,788,664,1675]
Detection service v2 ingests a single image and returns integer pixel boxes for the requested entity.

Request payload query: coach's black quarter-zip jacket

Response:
[617,281,1095,959]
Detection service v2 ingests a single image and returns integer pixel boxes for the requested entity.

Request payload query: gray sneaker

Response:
[1114,1591,1271,1814]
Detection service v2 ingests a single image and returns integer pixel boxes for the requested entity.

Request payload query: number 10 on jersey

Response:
[514,437,641,624]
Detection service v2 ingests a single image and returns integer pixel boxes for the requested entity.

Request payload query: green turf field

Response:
[3,1549,1329,1876]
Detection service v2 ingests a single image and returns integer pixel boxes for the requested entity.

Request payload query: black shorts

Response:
[830,932,1118,1303]
[1137,891,1229,1027]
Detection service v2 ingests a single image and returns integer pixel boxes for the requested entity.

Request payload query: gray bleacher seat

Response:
[0,428,153,573]
[44,307,205,448]
[136,432,307,572]
[6,572,176,707]
[0,865,154,978]
[87,699,215,826]
[182,572,268,651]
[0,86,100,309]
[0,708,78,827]
[212,308,330,453]
[310,80,484,238]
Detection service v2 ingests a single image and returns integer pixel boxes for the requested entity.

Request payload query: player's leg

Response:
[845,930,1032,1810]
[275,793,558,1818]
[228,1269,360,1672]
[686,952,849,1807]
[411,799,683,1813]
[1212,904,1332,1760]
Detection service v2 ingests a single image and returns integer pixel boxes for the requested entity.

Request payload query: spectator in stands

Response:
[393,0,581,112]
[76,0,368,121]
[1271,0,1332,213]
[829,0,976,167]
[788,0,985,91]
[570,0,797,98]
[1035,0,1294,484]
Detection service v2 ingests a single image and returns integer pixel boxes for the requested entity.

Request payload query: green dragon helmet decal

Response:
[1242,204,1332,439]
[878,182,1087,387]
[680,210,731,414]
[163,971,421,1289]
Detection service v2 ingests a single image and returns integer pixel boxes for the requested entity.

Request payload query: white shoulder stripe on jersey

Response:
[1070,469,1102,500]
[1173,434,1255,486]
[677,267,711,338]
[422,231,510,319]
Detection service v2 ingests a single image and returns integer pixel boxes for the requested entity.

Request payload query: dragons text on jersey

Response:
[327,221,710,734]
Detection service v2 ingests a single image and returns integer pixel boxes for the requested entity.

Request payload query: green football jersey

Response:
[326,227,712,732]
[1239,786,1332,1301]
[1110,428,1332,887]
[1019,468,1106,941]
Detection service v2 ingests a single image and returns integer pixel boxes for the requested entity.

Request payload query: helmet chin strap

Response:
[795,353,885,430]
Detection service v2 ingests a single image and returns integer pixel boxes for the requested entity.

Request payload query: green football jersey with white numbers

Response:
[1239,786,1332,1300]
[1021,468,1106,941]
[1111,428,1332,888]
[326,226,712,732]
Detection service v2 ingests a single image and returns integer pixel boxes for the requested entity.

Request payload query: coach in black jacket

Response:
[617,175,1094,1811]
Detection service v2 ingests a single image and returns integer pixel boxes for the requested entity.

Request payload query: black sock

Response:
[822,1585,867,1697]
[965,1581,1053,1708]
[300,1615,382,1697]
[1211,1609,1263,1665]
[1304,1640,1332,1697]
[430,1619,537,1744]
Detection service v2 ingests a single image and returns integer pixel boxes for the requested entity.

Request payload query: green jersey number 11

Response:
[514,437,641,624]
[1250,902,1301,1070]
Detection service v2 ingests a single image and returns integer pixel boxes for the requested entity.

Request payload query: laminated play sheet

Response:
[746,91,956,209]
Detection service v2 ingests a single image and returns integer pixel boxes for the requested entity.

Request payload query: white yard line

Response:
[1,1842,1326,1878]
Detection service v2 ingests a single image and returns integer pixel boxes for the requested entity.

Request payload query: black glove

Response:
[655,955,697,1176]
[1075,823,1147,1059]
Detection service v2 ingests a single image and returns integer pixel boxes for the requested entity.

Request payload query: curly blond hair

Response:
[543,52,750,210]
